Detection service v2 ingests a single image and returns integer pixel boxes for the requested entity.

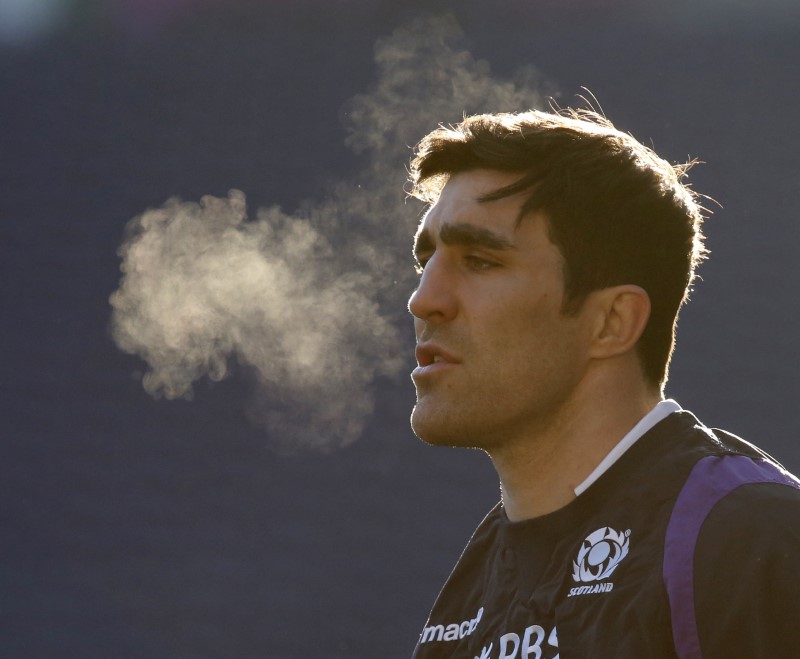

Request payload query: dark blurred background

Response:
[2,1,798,657]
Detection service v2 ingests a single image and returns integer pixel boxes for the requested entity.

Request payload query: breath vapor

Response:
[109,16,547,451]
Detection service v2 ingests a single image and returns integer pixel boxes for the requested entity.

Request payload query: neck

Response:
[490,371,661,522]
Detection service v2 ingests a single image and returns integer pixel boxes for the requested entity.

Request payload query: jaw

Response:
[410,393,468,447]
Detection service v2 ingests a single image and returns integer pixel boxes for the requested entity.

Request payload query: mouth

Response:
[412,343,459,379]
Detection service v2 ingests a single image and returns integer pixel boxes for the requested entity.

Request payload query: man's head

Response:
[409,109,707,390]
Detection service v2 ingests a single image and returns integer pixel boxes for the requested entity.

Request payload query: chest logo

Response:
[572,526,631,583]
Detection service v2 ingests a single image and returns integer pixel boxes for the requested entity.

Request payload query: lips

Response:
[412,343,460,380]
[415,343,459,366]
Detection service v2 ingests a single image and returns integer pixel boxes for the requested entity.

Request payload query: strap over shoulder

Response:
[663,453,800,659]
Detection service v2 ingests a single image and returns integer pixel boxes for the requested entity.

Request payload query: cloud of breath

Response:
[109,15,547,451]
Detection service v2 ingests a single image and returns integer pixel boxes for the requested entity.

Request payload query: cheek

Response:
[491,300,579,366]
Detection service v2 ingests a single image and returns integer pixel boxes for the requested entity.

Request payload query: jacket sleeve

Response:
[693,482,800,658]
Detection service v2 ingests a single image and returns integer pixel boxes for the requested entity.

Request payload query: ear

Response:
[587,285,651,360]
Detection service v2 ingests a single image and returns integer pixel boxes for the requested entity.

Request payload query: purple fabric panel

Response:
[663,455,800,659]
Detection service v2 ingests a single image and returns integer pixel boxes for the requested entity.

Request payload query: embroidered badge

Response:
[572,526,630,583]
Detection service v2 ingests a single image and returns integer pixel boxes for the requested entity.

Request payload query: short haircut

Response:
[408,109,708,388]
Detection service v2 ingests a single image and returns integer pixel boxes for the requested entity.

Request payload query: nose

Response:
[408,254,458,324]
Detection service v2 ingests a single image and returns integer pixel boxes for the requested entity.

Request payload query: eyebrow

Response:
[413,222,516,259]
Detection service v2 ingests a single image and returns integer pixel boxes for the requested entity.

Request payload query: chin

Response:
[410,403,447,445]
[410,402,479,448]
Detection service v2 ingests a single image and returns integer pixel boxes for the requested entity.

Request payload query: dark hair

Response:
[409,109,708,387]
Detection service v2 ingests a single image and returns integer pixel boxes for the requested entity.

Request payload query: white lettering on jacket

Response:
[475,625,559,659]
[419,607,484,644]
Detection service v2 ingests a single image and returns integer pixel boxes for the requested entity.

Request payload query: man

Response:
[407,109,800,658]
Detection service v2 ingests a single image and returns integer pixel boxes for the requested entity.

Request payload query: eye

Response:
[464,254,498,271]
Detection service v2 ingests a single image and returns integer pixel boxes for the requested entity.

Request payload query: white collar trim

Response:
[573,399,682,496]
